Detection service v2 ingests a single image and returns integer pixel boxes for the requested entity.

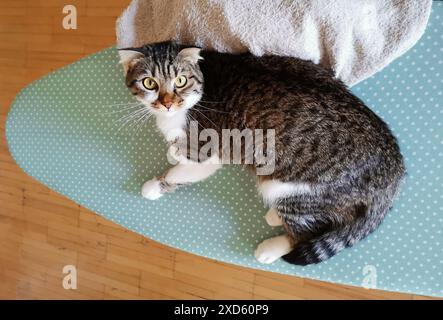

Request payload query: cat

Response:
[118,41,406,265]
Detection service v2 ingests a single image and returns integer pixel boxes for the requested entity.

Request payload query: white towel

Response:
[116,0,432,86]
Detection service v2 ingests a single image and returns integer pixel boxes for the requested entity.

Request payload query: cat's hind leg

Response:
[264,208,283,226]
[254,234,293,264]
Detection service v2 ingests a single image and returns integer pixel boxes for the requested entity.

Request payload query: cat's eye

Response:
[174,75,187,88]
[142,77,158,90]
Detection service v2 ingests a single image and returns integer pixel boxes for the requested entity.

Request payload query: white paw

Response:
[167,144,189,165]
[166,145,180,165]
[141,179,163,200]
[254,235,292,264]
[264,208,283,226]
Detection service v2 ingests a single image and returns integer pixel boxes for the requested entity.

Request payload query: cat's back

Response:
[200,50,389,135]
[199,50,404,182]
[200,50,364,115]
[200,50,339,88]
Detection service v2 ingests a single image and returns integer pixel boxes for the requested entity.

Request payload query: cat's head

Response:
[119,41,203,117]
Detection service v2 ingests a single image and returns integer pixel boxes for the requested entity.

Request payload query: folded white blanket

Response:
[116,0,432,86]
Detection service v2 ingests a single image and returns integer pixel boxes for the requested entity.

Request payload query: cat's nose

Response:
[159,93,174,110]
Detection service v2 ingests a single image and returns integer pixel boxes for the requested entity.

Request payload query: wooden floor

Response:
[0,0,435,300]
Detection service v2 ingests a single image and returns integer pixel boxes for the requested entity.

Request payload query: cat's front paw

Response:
[167,144,187,165]
[141,178,163,200]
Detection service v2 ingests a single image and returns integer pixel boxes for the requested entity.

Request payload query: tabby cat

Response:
[119,41,405,265]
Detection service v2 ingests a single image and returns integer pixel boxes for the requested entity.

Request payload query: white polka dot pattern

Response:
[6,3,443,297]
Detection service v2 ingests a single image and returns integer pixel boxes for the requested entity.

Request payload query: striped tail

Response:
[282,191,396,265]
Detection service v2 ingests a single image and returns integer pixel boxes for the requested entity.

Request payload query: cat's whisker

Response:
[138,117,153,133]
[117,113,144,132]
[198,99,223,104]
[119,105,149,119]
[102,101,140,108]
[192,108,218,128]
[116,108,150,131]
[117,109,146,125]
[195,103,229,114]
[133,107,152,125]
[106,103,144,115]
[134,111,153,134]
[186,113,201,128]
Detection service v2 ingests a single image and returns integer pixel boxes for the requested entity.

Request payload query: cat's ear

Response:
[118,48,144,73]
[177,47,203,64]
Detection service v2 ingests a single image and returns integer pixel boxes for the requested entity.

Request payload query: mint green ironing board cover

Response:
[6,3,443,298]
